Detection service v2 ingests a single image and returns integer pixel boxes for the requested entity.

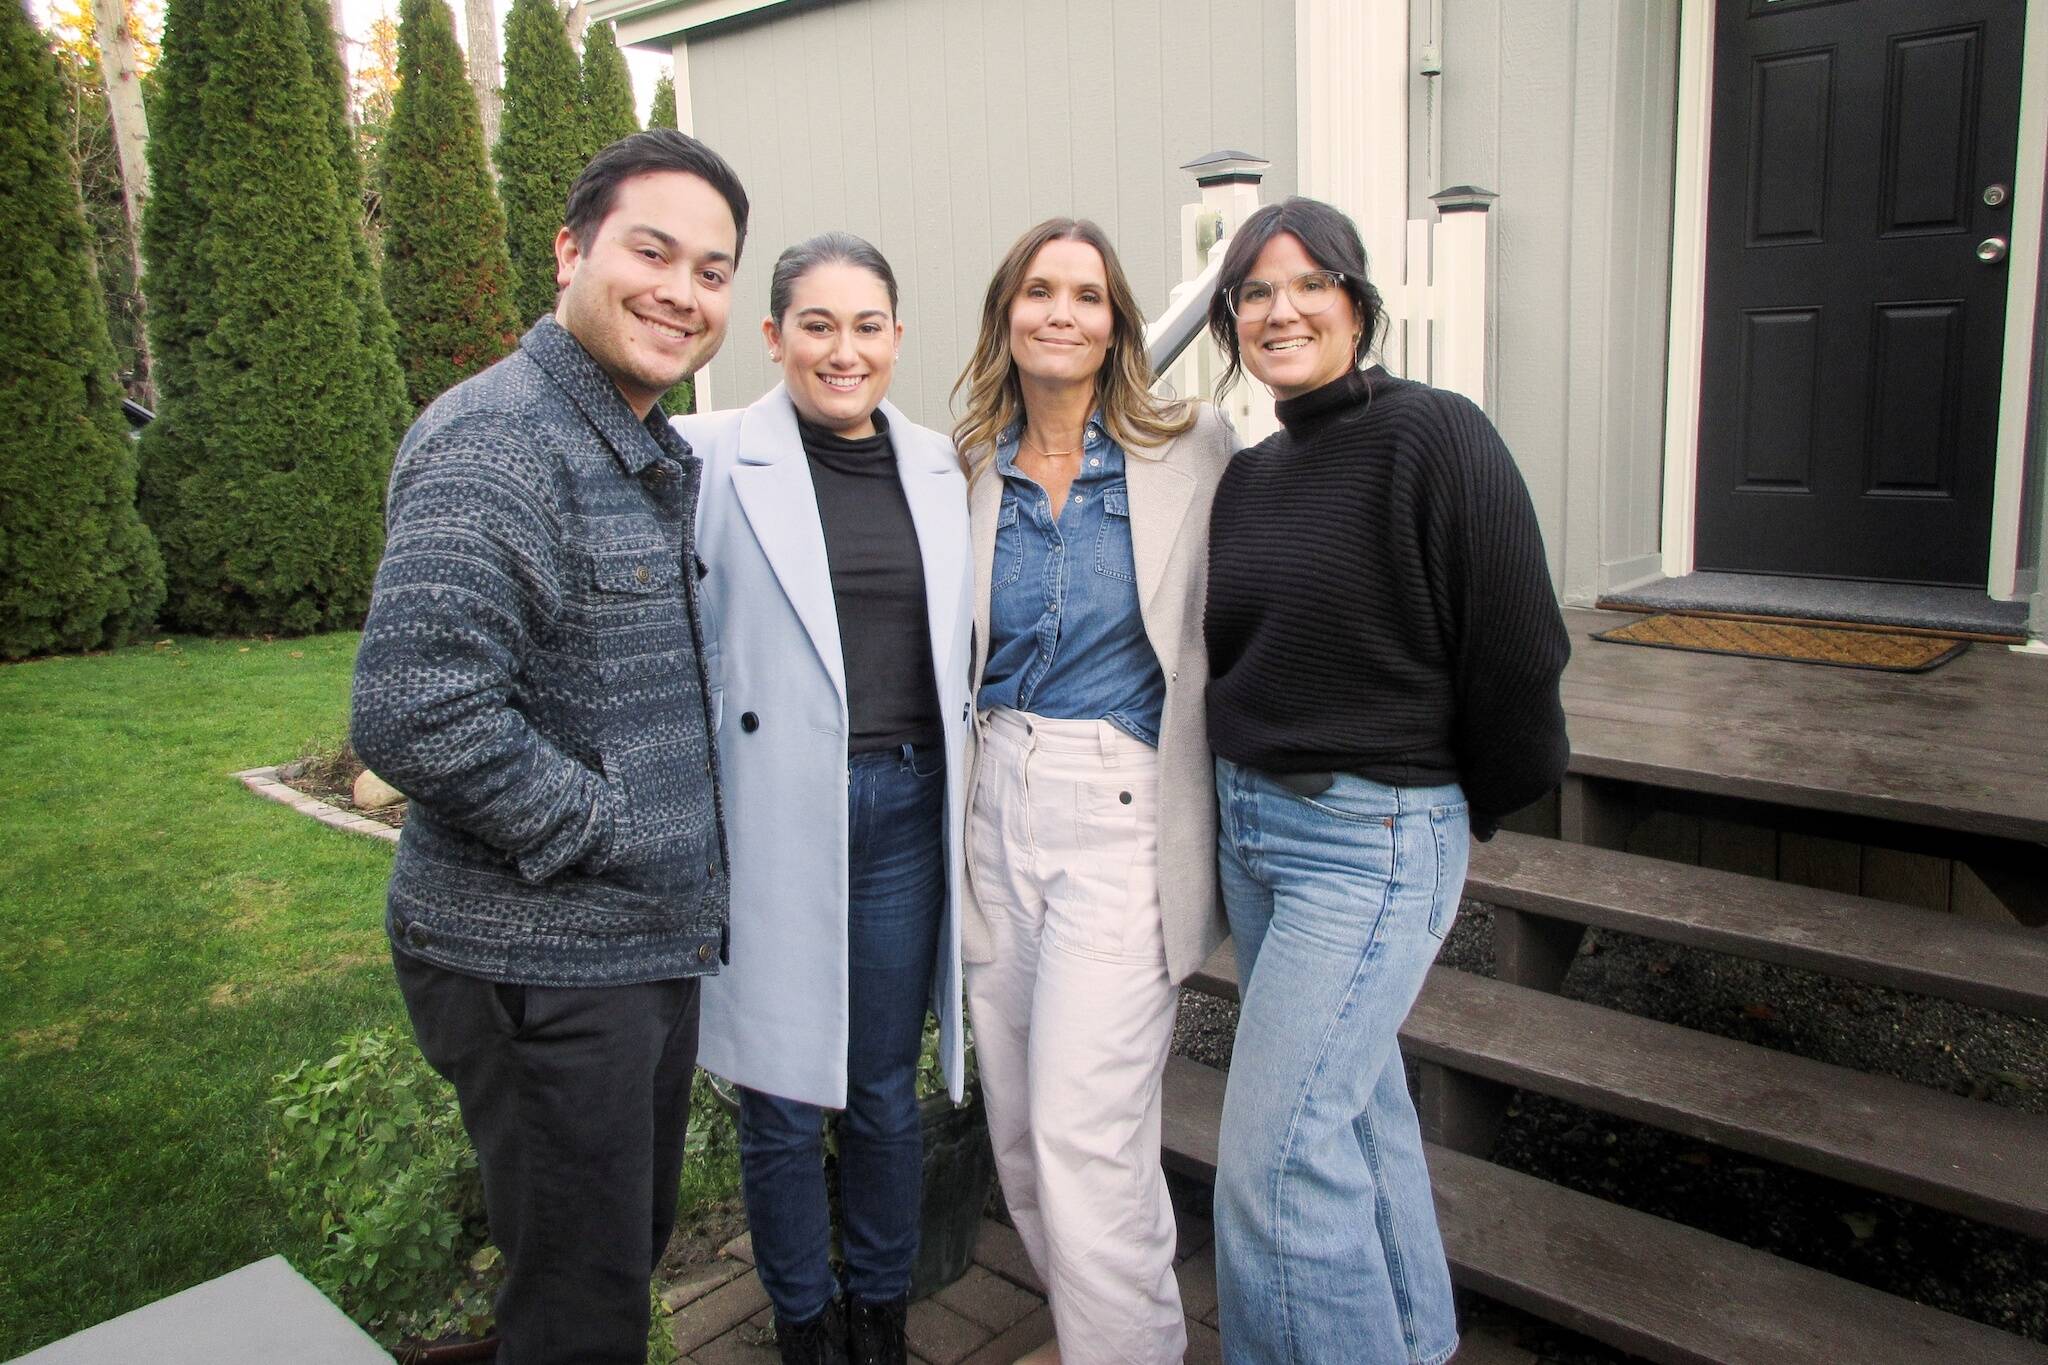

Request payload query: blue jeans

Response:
[1212,760,1469,1365]
[737,745,946,1320]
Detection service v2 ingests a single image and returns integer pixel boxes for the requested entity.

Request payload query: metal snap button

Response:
[404,921,430,948]
[740,711,760,732]
[696,943,713,963]
[635,563,651,584]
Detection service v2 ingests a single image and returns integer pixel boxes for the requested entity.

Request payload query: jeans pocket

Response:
[1427,801,1471,939]
[906,744,947,780]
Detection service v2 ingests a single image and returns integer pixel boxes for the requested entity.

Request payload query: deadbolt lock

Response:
[1983,183,2009,207]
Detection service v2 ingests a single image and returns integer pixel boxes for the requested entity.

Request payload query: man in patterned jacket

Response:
[351,130,748,1364]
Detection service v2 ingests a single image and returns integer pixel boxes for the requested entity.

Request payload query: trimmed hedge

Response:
[0,2,165,658]
[380,0,520,410]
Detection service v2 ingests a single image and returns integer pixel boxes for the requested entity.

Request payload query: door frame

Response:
[1660,0,2048,597]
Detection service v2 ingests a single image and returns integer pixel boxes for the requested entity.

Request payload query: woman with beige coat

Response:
[953,217,1238,1365]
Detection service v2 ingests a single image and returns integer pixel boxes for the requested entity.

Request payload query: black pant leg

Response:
[393,948,701,1365]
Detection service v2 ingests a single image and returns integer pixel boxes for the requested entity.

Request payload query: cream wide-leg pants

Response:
[965,707,1186,1365]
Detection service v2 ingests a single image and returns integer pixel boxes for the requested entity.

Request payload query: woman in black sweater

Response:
[1200,197,1569,1365]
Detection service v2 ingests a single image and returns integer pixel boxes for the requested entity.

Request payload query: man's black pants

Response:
[393,947,702,1365]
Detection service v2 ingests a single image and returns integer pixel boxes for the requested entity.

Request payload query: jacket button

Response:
[696,943,713,963]
[404,921,430,948]
[1119,791,1132,805]
[634,563,651,584]
[740,712,759,732]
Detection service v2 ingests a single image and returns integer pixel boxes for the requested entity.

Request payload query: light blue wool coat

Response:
[679,385,972,1108]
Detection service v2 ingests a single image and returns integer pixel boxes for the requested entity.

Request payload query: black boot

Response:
[845,1294,908,1365]
[774,1296,848,1365]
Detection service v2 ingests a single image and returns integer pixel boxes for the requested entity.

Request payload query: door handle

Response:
[1977,237,2010,264]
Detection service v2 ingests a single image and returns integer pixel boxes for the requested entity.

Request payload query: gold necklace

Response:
[1021,431,1082,460]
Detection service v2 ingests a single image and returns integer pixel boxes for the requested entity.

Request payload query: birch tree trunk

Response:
[90,0,154,401]
[328,0,351,115]
[562,0,587,54]
[464,0,502,156]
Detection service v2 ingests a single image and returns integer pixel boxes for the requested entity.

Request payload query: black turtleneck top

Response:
[1202,366,1570,836]
[799,411,943,753]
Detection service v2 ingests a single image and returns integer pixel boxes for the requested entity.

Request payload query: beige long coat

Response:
[961,404,1239,984]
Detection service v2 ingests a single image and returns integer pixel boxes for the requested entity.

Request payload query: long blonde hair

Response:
[951,218,1194,475]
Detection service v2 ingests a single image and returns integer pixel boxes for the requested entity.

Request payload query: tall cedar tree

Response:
[648,70,675,130]
[496,0,584,326]
[302,0,412,449]
[579,21,637,157]
[0,2,164,657]
[381,0,519,410]
[142,0,394,634]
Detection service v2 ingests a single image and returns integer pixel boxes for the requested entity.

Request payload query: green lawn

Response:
[0,634,735,1356]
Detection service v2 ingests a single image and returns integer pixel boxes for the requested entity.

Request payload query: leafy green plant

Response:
[268,1028,496,1347]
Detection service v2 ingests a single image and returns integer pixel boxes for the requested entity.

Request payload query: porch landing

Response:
[1596,573,2030,640]
[1560,606,2048,850]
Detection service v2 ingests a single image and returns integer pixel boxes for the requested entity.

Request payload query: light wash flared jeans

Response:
[1212,759,1470,1365]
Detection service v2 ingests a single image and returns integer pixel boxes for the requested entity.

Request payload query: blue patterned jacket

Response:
[351,319,727,986]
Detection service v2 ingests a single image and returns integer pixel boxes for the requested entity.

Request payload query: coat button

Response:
[635,564,651,584]
[404,921,430,948]
[1119,791,1132,805]
[696,943,713,963]
[740,712,759,732]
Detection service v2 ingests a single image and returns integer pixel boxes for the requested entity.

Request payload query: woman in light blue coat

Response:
[678,233,972,1365]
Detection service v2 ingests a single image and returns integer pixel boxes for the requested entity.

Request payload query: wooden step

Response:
[1159,1056,2048,1365]
[1186,833,2048,1019]
[1405,966,2048,1237]
[1469,832,2048,1018]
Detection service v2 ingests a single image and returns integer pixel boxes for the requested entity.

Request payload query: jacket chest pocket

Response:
[583,542,690,683]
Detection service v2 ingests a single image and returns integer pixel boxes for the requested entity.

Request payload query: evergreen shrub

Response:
[579,21,638,156]
[381,0,520,410]
[496,0,584,327]
[0,2,164,658]
[138,0,397,634]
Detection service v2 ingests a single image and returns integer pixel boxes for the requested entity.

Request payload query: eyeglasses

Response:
[1226,270,1348,322]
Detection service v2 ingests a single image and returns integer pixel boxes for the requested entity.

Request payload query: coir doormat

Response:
[1592,613,1969,672]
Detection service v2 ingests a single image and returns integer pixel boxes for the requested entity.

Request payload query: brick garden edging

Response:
[233,766,400,846]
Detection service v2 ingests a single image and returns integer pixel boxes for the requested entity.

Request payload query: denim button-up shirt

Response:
[977,418,1166,745]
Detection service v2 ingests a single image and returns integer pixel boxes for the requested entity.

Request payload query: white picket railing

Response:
[1148,160,1494,440]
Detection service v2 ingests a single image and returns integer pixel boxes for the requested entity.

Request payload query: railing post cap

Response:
[1182,149,1271,187]
[1431,185,1499,214]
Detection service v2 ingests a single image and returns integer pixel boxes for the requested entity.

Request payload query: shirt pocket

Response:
[586,542,687,683]
[992,497,1023,589]
[1092,484,1137,583]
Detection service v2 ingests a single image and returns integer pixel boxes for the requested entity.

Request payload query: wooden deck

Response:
[1562,607,2048,845]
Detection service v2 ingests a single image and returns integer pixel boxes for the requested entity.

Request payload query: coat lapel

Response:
[731,386,846,704]
[884,401,969,701]
[1125,435,1197,655]
[968,459,1003,688]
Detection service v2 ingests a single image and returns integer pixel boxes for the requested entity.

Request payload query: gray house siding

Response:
[683,0,1297,430]
[1417,0,1678,604]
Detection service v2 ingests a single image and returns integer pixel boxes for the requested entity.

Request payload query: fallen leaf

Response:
[1841,1212,1879,1241]
[1742,1003,1778,1021]
[1648,960,1673,976]
[1986,1070,2038,1091]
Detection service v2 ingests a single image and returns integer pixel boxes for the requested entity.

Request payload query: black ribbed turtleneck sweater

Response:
[1203,366,1570,835]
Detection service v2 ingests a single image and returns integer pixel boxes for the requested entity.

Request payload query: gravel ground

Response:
[1170,900,2048,1362]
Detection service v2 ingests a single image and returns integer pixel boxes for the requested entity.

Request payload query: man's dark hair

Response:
[564,129,751,264]
[1205,195,1385,397]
